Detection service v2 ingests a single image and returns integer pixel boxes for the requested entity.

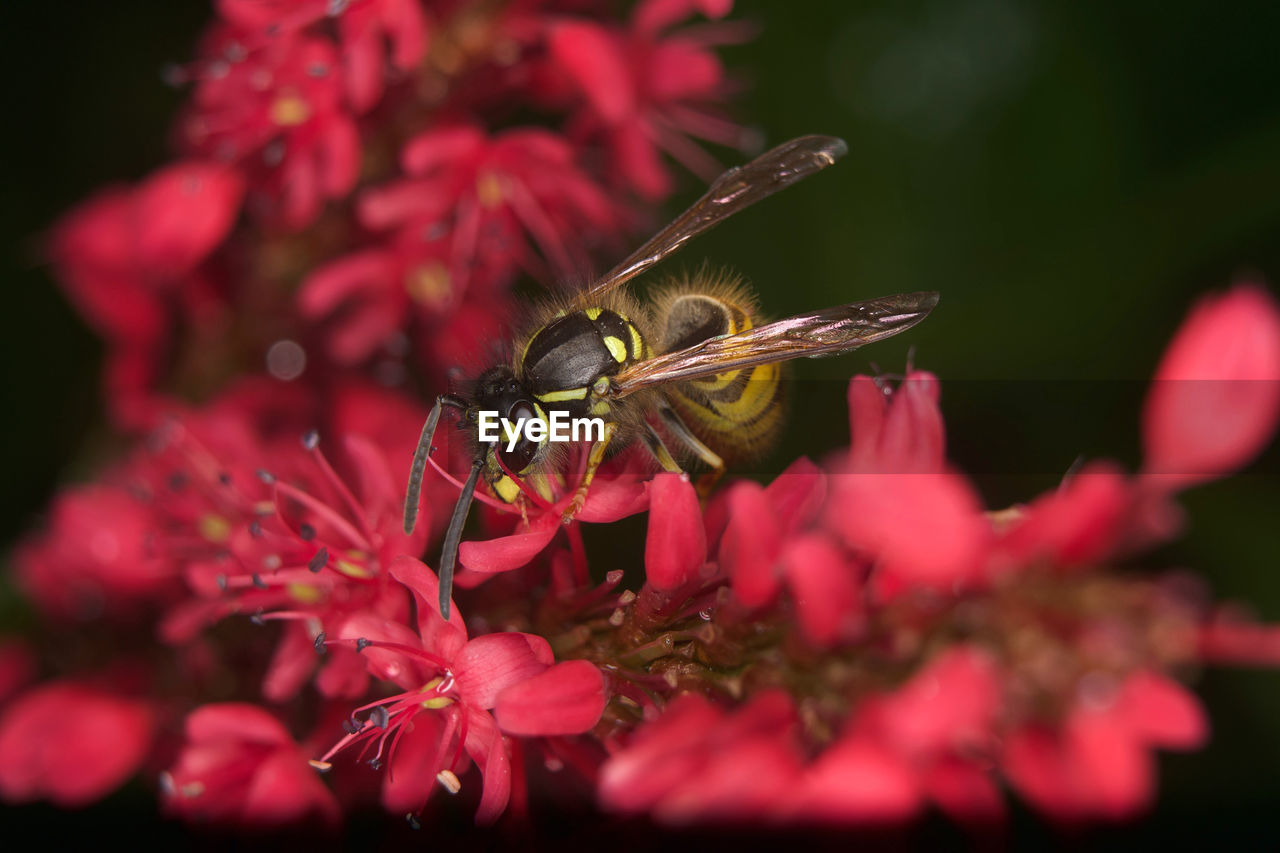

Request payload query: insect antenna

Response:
[438,458,484,619]
[403,394,468,536]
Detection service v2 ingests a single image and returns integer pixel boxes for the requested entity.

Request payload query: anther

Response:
[308,547,329,573]
[252,573,268,589]
[250,610,266,626]
[218,471,232,485]
[249,520,263,538]
[302,429,320,450]
[369,705,389,729]
[216,574,228,592]
[405,813,421,830]
[257,469,276,484]
[314,632,327,655]
[355,637,370,653]
[342,719,359,734]
[368,758,383,770]
[308,759,332,773]
[299,522,316,541]
[436,770,461,794]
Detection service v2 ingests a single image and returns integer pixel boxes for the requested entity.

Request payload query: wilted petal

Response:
[494,660,606,735]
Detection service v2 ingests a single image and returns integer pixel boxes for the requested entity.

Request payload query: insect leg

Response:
[656,402,727,497]
[641,422,685,474]
[438,458,483,619]
[403,394,468,536]
[561,422,617,524]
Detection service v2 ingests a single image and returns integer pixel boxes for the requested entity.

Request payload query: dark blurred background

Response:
[3,0,1280,843]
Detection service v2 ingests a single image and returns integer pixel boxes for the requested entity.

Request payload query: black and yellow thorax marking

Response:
[519,307,649,419]
[660,292,785,461]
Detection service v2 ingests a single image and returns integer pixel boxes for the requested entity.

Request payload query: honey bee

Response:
[404,135,939,616]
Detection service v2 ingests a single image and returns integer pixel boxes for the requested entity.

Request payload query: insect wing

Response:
[608,292,940,396]
[576,135,849,305]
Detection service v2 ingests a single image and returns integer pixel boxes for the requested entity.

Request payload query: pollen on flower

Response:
[270,92,311,126]
[436,770,461,794]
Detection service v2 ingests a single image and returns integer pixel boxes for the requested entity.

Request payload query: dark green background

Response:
[3,0,1279,843]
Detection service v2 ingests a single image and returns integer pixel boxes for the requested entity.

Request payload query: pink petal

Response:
[793,735,921,823]
[336,611,435,690]
[135,160,244,277]
[997,461,1133,569]
[1143,283,1280,489]
[575,476,651,522]
[455,633,554,709]
[548,23,634,123]
[400,125,484,176]
[644,473,706,591]
[494,660,606,735]
[876,645,1002,756]
[1066,706,1154,819]
[764,456,827,534]
[827,469,990,589]
[1115,670,1208,750]
[0,684,154,807]
[464,712,511,825]
[779,533,861,647]
[923,758,1005,824]
[186,702,293,747]
[722,481,782,607]
[634,0,733,36]
[261,622,317,703]
[458,513,560,574]
[240,747,339,826]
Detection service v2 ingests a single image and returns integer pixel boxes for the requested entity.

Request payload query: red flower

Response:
[1142,283,1280,491]
[48,161,243,427]
[0,682,155,807]
[358,124,623,289]
[1002,671,1206,822]
[177,25,359,229]
[15,481,175,620]
[549,0,746,199]
[317,557,605,823]
[216,0,429,113]
[598,691,805,824]
[163,703,339,826]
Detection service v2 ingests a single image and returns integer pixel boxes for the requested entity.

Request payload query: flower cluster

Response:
[6,0,1280,839]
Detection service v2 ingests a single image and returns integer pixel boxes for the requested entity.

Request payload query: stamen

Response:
[308,547,329,573]
[370,705,390,729]
[355,637,370,653]
[257,469,276,484]
[299,522,316,541]
[274,482,370,550]
[405,814,421,830]
[308,759,332,773]
[301,429,320,451]
[250,610,266,626]
[314,632,328,655]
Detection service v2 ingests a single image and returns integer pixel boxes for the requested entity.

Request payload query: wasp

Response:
[404,135,939,616]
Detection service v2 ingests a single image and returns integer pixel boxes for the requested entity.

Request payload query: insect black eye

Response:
[496,401,540,473]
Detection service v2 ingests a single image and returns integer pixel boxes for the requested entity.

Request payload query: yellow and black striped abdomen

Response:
[657,288,785,462]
